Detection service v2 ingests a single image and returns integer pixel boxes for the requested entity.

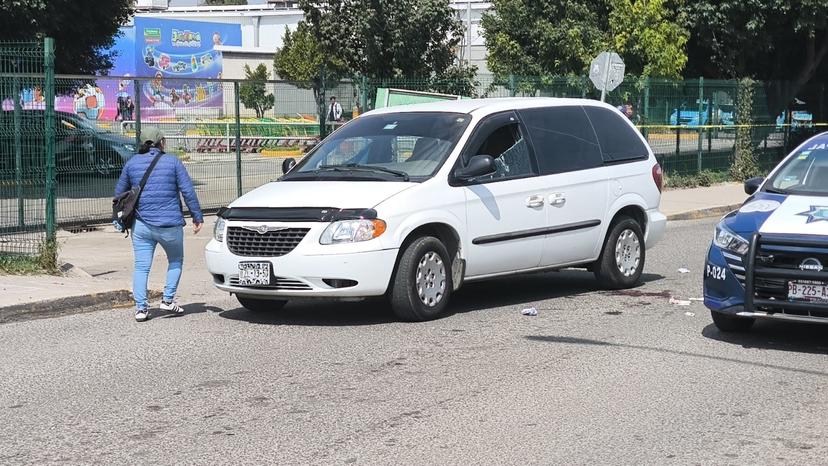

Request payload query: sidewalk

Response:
[0,183,748,318]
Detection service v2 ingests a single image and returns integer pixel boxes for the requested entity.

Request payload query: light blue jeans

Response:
[132,219,184,310]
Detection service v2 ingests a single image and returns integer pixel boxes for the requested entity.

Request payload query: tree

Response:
[203,0,248,5]
[481,0,688,80]
[682,0,828,120]
[239,64,275,119]
[273,23,347,115]
[0,0,134,74]
[299,0,465,80]
[609,0,689,79]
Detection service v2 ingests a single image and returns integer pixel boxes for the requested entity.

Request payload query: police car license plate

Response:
[787,280,828,302]
[238,262,271,286]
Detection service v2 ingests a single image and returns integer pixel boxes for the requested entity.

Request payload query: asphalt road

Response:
[1,218,826,465]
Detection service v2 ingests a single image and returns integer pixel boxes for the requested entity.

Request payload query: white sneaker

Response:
[135,309,149,322]
[160,300,183,314]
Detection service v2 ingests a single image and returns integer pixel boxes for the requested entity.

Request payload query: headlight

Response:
[713,223,749,255]
[214,217,226,242]
[320,219,386,245]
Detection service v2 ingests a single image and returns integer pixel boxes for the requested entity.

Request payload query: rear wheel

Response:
[389,236,453,322]
[710,310,754,332]
[237,296,288,313]
[594,216,645,289]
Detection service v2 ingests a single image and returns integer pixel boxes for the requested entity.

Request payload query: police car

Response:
[705,132,828,331]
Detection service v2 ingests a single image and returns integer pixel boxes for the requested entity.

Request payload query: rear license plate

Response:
[238,262,271,286]
[787,280,828,302]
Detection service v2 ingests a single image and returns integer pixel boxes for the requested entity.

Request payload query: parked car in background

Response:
[669,101,735,127]
[704,131,828,331]
[206,98,667,321]
[0,110,135,177]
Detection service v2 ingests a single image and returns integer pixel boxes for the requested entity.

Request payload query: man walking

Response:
[115,127,203,322]
[327,96,343,123]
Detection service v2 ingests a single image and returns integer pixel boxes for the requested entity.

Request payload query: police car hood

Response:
[723,191,828,236]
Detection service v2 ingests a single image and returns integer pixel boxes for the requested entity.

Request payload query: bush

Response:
[665,170,730,189]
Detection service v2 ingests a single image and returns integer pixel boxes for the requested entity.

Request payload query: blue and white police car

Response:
[705,132,828,331]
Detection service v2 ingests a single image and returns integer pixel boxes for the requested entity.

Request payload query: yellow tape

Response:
[638,123,828,130]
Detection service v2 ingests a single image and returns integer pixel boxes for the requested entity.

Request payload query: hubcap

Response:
[416,251,446,307]
[615,229,641,277]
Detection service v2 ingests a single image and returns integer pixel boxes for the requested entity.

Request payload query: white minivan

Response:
[206,98,667,321]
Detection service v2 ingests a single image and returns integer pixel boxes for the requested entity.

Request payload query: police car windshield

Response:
[766,140,828,195]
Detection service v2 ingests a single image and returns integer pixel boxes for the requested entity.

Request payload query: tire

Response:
[237,296,288,312]
[389,236,453,322]
[594,216,646,289]
[710,310,755,332]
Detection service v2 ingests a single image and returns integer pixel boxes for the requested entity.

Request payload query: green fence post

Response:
[360,75,367,112]
[697,77,704,172]
[509,74,516,97]
[13,64,23,227]
[319,66,327,138]
[234,81,242,197]
[643,78,650,138]
[133,79,142,147]
[44,37,56,243]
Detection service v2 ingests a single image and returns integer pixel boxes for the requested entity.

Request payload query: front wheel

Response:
[389,236,453,322]
[594,216,645,289]
[710,310,754,332]
[237,296,288,313]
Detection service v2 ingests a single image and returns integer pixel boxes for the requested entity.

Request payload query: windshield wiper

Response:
[764,187,788,195]
[318,163,410,181]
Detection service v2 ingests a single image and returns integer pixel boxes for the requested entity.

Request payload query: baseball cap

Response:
[139,126,164,145]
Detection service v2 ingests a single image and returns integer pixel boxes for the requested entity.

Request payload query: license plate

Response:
[238,262,271,286]
[787,280,828,302]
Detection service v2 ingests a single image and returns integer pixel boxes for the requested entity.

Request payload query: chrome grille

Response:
[226,227,309,257]
[722,251,746,287]
[228,276,312,291]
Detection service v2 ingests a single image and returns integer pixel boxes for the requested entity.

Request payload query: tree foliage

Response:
[682,0,828,119]
[298,0,465,80]
[239,64,275,119]
[482,0,688,79]
[0,0,134,74]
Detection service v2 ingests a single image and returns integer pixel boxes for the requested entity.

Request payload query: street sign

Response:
[589,52,625,101]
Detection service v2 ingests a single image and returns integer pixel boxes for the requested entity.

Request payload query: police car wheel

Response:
[389,236,453,322]
[594,216,645,289]
[237,296,288,312]
[710,310,754,332]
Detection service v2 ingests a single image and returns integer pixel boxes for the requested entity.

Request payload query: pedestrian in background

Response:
[114,127,203,322]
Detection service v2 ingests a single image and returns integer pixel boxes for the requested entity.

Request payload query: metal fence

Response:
[1,40,826,258]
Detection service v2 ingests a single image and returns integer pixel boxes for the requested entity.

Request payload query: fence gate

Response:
[0,39,56,257]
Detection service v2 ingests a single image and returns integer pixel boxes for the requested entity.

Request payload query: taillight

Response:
[652,163,663,192]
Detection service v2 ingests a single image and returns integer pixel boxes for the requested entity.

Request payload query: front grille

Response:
[746,234,828,316]
[228,276,312,290]
[226,226,309,257]
[722,251,746,287]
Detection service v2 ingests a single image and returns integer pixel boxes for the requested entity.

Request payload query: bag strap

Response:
[138,151,164,192]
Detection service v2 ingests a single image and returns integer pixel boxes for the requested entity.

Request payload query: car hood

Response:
[723,191,828,236]
[97,132,135,146]
[229,181,415,210]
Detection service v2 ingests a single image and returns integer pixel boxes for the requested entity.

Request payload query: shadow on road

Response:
[526,333,828,376]
[701,321,828,356]
[215,270,666,326]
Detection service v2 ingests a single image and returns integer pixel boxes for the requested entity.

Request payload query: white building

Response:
[134,0,492,79]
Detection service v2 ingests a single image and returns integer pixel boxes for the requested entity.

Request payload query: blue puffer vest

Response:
[114,148,203,228]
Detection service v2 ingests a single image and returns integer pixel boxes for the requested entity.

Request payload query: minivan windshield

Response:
[283,112,470,181]
[765,138,828,195]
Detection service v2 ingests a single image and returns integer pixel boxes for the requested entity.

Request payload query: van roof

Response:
[365,97,619,117]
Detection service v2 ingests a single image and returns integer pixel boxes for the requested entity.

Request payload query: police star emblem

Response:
[797,205,828,224]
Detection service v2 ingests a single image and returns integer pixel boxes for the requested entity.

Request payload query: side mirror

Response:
[744,177,764,195]
[455,154,496,181]
[282,157,296,174]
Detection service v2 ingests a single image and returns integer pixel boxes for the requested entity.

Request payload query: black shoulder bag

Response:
[112,152,163,237]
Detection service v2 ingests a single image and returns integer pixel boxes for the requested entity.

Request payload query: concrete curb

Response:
[0,289,162,324]
[666,204,742,221]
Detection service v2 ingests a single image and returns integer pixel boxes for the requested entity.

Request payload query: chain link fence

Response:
[1,39,825,260]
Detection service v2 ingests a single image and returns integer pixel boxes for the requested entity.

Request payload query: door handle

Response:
[549,193,567,207]
[526,195,545,208]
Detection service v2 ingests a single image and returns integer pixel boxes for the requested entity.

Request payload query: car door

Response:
[518,106,610,266]
[453,111,547,277]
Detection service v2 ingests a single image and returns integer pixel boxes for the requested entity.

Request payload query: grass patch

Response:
[665,170,731,189]
[0,241,59,275]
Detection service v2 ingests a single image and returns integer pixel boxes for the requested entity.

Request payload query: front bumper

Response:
[705,233,828,324]
[205,236,398,299]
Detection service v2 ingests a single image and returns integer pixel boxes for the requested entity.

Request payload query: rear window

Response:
[583,106,649,163]
[518,106,603,174]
